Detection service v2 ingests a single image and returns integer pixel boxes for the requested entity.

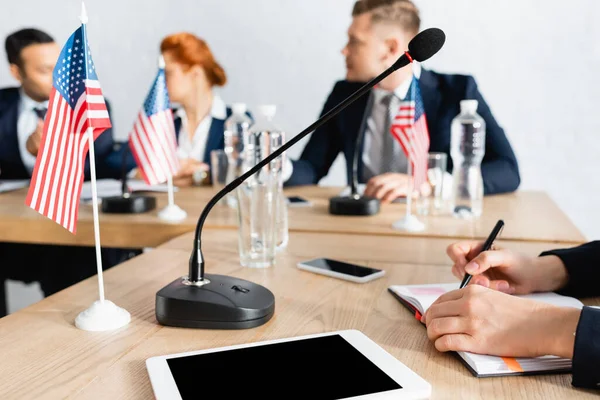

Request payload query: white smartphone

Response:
[286,195,312,207]
[297,258,385,283]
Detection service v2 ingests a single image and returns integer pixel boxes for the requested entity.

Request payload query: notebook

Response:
[388,282,584,377]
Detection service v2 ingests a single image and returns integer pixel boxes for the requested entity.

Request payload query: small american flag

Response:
[25,23,110,234]
[390,75,430,188]
[128,66,179,186]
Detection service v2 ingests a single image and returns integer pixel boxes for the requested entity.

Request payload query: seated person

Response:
[0,28,138,313]
[121,32,246,187]
[423,240,600,390]
[284,0,520,202]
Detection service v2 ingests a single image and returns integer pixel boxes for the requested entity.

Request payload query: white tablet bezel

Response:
[146,329,431,400]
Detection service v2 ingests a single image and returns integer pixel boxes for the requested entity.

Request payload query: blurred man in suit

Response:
[284,0,520,202]
[0,28,138,316]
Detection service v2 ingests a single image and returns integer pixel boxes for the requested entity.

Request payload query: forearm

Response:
[538,305,580,359]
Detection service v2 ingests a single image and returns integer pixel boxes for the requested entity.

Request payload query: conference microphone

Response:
[329,27,446,216]
[154,27,446,330]
[101,143,156,214]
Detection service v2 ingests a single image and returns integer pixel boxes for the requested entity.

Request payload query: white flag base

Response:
[75,300,130,331]
[158,204,187,222]
[392,214,425,232]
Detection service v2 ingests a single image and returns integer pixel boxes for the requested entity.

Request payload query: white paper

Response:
[80,179,175,200]
[0,179,29,193]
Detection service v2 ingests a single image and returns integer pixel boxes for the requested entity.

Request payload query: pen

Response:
[459,219,505,289]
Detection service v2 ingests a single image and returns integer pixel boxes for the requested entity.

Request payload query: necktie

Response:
[380,93,408,174]
[34,106,47,121]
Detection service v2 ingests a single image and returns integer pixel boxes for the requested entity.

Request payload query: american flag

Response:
[390,75,430,189]
[128,67,179,186]
[25,23,110,234]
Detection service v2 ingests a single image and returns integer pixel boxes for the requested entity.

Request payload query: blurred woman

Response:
[160,32,229,186]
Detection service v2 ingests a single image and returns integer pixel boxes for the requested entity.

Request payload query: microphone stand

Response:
[329,91,381,216]
[155,28,445,330]
[101,142,157,214]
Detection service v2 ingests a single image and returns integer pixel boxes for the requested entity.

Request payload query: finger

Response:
[434,334,476,353]
[488,280,513,294]
[374,180,401,200]
[464,250,514,275]
[381,186,404,204]
[446,241,481,268]
[364,178,379,197]
[426,316,471,342]
[471,276,491,288]
[424,298,464,324]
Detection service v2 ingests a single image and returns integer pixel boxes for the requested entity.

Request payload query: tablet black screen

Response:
[167,334,402,399]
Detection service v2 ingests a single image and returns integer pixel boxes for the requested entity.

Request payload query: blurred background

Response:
[1,0,599,247]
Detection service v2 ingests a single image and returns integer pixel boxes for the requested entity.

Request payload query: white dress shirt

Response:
[175,94,227,163]
[17,89,48,175]
[362,62,422,180]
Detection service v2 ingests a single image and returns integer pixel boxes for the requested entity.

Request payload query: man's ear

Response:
[9,63,24,84]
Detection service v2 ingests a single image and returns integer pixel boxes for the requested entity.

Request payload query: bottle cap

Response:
[231,103,247,115]
[257,104,276,118]
[460,100,478,114]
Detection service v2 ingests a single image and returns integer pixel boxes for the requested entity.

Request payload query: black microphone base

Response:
[101,194,156,214]
[329,195,380,216]
[155,274,275,329]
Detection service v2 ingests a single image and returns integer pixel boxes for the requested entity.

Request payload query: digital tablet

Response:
[146,329,431,399]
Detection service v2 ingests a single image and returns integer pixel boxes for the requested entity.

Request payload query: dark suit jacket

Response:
[541,241,600,389]
[286,69,521,195]
[0,87,116,180]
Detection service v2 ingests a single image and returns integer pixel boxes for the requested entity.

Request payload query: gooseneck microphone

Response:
[101,143,156,214]
[329,27,447,216]
[155,28,446,330]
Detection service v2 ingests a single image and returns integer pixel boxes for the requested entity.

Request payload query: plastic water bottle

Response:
[251,105,289,251]
[224,103,252,208]
[450,100,485,219]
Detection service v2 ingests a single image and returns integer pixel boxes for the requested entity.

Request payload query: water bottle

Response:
[224,103,252,208]
[251,105,288,251]
[450,100,485,219]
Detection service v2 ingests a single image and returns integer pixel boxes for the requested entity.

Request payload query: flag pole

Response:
[157,52,186,223]
[405,161,413,219]
[392,159,425,232]
[86,127,105,303]
[167,174,175,207]
[74,1,130,331]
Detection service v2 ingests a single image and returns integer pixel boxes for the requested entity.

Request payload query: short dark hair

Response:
[352,0,420,36]
[5,28,54,67]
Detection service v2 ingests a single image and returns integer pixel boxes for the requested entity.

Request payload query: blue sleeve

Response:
[571,306,600,389]
[464,76,521,195]
[83,99,117,180]
[285,83,344,186]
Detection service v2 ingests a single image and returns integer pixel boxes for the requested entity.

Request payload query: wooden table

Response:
[0,186,586,248]
[0,230,597,399]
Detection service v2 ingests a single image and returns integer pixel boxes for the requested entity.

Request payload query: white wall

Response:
[1,0,599,241]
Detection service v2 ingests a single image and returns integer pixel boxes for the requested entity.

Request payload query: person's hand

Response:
[364,173,412,204]
[447,241,569,295]
[25,120,44,156]
[173,159,208,187]
[422,285,580,359]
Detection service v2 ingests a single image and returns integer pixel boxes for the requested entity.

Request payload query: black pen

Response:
[459,219,505,289]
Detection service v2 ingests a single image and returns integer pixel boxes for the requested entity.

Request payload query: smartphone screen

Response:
[301,258,381,278]
[287,196,310,204]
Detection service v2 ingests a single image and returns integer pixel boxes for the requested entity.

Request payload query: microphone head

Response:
[408,27,446,62]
